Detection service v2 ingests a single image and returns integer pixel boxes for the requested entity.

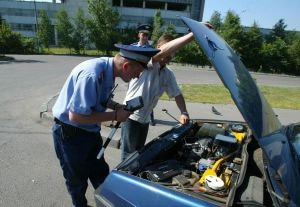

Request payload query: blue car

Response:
[95,17,300,207]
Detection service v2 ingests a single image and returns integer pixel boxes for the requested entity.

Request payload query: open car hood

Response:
[181,17,300,206]
[180,17,282,139]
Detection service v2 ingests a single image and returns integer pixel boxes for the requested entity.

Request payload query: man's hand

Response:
[204,21,214,29]
[115,108,132,122]
[179,113,189,125]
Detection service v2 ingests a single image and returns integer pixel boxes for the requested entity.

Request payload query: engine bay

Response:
[117,120,266,206]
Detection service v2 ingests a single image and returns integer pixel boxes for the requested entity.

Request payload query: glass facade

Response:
[0,0,204,40]
[0,8,55,18]
[145,1,165,9]
[10,23,35,31]
[168,3,188,11]
[123,0,143,8]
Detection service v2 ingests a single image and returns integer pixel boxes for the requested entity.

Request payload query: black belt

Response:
[54,118,99,137]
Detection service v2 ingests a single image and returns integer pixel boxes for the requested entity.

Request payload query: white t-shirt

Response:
[124,61,181,123]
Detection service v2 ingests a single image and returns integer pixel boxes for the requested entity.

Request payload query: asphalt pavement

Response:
[1,55,300,207]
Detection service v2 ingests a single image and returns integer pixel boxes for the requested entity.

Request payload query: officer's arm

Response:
[107,100,125,110]
[69,110,130,124]
[152,32,194,64]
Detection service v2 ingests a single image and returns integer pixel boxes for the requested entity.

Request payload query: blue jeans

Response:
[52,123,109,207]
[121,118,149,161]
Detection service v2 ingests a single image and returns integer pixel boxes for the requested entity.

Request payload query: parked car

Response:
[95,16,300,207]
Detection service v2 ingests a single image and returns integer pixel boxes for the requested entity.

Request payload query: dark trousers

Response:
[121,118,149,161]
[52,123,109,207]
[150,111,154,121]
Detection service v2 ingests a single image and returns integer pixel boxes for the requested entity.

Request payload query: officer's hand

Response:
[179,113,189,125]
[115,109,132,122]
[115,104,125,110]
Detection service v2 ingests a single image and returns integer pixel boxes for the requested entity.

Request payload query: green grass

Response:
[160,84,300,110]
[47,47,118,56]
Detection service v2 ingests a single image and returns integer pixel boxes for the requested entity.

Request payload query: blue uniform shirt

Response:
[131,42,153,48]
[52,57,115,133]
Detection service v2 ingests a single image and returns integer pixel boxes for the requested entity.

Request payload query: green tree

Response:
[268,19,287,42]
[72,7,88,54]
[37,10,53,50]
[0,22,24,55]
[86,0,119,55]
[209,11,222,32]
[261,37,290,74]
[243,22,264,70]
[152,9,164,44]
[285,31,299,45]
[56,9,73,51]
[117,27,136,45]
[288,38,300,75]
[174,40,209,66]
[221,11,246,56]
[22,37,37,54]
[0,22,11,55]
[163,22,177,37]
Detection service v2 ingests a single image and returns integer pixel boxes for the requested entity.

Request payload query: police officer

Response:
[52,44,159,207]
[131,23,153,48]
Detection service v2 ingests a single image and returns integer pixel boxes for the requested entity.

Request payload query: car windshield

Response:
[292,135,300,157]
[290,124,300,160]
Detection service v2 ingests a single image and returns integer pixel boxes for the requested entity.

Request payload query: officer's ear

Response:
[122,61,129,73]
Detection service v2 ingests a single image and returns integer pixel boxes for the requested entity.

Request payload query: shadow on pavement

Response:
[0,57,44,64]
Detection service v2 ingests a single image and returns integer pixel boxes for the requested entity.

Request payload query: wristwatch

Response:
[181,111,189,116]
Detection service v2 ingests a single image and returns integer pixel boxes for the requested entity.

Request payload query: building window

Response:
[168,3,188,11]
[122,15,150,23]
[145,1,165,9]
[8,8,34,17]
[164,18,185,27]
[10,23,35,32]
[0,8,57,18]
[112,0,120,6]
[123,0,143,8]
[23,24,34,31]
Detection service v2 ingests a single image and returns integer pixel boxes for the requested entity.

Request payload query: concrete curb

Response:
[39,93,59,120]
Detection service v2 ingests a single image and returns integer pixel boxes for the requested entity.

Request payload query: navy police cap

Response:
[137,24,153,33]
[115,44,160,67]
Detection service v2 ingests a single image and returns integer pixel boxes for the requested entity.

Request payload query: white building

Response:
[110,0,205,33]
[0,0,205,44]
[0,0,61,38]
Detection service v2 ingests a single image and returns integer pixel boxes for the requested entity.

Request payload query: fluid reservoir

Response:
[196,123,225,138]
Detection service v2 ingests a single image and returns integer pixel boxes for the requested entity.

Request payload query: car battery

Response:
[143,160,182,182]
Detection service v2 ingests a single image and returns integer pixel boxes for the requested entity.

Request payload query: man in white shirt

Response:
[131,23,156,126]
[121,34,192,161]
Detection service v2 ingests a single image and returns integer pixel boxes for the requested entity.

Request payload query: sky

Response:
[202,0,300,31]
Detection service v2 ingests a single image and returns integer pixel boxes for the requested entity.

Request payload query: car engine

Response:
[117,120,268,206]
